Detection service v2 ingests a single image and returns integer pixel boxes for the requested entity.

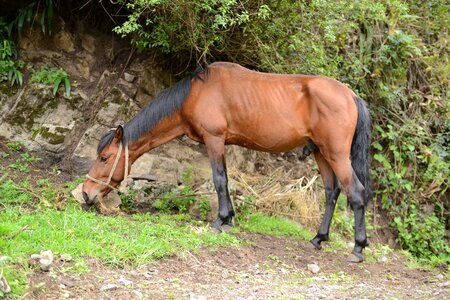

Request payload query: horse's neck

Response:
[128,112,185,163]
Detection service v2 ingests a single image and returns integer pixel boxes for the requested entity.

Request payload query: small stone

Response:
[0,274,11,294]
[378,256,388,263]
[100,283,118,292]
[118,276,133,286]
[134,290,144,298]
[60,254,73,262]
[71,183,84,204]
[28,254,41,267]
[307,263,320,274]
[124,73,135,82]
[39,250,54,271]
[60,279,75,288]
[0,256,11,264]
[190,294,207,300]
[436,273,444,281]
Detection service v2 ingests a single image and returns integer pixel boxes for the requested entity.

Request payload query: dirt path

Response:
[29,234,448,300]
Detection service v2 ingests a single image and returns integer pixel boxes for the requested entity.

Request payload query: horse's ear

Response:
[114,125,124,142]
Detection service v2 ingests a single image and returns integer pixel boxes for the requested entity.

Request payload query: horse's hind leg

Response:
[203,135,235,231]
[326,155,368,262]
[310,150,341,250]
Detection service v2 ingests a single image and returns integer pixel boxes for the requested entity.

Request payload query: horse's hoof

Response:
[347,252,364,263]
[221,224,232,233]
[309,240,322,250]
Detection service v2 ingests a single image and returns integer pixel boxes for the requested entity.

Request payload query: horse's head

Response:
[82,126,128,205]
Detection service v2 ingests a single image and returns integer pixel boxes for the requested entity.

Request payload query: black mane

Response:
[97,65,208,155]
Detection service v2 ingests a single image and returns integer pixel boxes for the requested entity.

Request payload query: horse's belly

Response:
[226,125,309,153]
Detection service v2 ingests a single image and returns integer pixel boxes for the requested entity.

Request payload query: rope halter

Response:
[86,142,129,192]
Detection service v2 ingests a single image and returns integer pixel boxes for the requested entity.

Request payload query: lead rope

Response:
[86,142,130,193]
[118,144,129,193]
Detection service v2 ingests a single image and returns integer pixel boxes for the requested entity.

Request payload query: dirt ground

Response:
[27,233,448,300]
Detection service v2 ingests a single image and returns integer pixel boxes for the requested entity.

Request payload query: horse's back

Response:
[184,62,358,152]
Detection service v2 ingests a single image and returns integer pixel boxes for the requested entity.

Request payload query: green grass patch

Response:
[0,203,240,297]
[238,212,313,240]
[1,204,240,266]
[0,179,34,206]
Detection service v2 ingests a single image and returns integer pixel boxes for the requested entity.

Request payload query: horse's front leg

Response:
[204,135,234,231]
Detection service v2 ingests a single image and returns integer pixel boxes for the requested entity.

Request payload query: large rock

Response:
[0,84,84,158]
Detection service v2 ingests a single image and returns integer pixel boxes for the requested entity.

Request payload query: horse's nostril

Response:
[82,191,89,203]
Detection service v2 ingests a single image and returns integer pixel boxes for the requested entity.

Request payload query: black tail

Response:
[351,97,372,205]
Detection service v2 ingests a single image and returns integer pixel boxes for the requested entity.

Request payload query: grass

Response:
[0,202,241,297]
[238,212,313,240]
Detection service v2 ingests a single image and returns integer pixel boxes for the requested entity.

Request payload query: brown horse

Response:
[82,62,372,262]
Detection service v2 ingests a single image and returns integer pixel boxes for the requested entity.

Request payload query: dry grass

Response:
[231,166,323,228]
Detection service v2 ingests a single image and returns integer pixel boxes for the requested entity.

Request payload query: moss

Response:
[36,126,69,145]
[0,82,18,96]
[9,85,60,131]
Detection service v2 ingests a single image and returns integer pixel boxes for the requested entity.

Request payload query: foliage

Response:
[152,185,197,214]
[5,141,23,152]
[113,0,448,264]
[8,0,54,37]
[31,66,71,96]
[0,0,55,89]
[393,205,449,266]
[0,18,23,87]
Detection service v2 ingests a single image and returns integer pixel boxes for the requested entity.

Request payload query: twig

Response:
[145,192,214,201]
[6,224,30,240]
[3,87,26,122]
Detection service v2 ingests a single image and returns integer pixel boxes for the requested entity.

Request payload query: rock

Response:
[189,294,207,300]
[378,256,388,263]
[81,33,96,54]
[307,263,320,274]
[0,256,11,264]
[71,183,84,204]
[95,191,122,214]
[39,250,54,271]
[100,283,119,292]
[118,78,138,98]
[134,63,170,107]
[0,274,11,294]
[0,84,83,159]
[118,276,133,286]
[75,58,91,79]
[28,254,41,267]
[60,254,73,262]
[53,20,75,52]
[124,72,135,82]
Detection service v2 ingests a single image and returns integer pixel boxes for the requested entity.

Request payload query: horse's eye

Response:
[100,156,107,162]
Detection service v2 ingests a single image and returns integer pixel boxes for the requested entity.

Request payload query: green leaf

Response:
[372,142,383,151]
[46,0,54,35]
[40,12,45,35]
[17,71,23,86]
[63,77,71,97]
[52,78,61,96]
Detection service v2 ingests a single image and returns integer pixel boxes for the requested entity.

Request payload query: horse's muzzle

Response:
[82,191,97,206]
